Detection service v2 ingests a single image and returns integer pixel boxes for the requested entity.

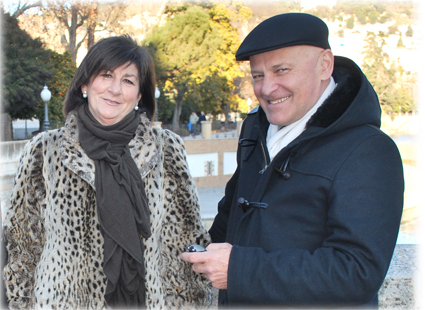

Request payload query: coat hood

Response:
[306,56,381,134]
[252,56,381,141]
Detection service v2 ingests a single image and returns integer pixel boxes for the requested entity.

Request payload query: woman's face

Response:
[82,62,141,126]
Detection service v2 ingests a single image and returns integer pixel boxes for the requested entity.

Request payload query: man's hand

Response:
[180,242,232,289]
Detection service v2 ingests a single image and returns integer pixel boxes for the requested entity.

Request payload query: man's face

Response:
[249,45,333,127]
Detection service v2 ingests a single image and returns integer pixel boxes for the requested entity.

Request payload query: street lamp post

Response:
[40,85,52,132]
[247,98,252,113]
[155,87,160,122]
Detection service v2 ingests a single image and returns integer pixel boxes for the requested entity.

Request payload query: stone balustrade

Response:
[0,134,420,309]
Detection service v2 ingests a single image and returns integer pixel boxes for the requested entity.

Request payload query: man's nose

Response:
[260,76,279,96]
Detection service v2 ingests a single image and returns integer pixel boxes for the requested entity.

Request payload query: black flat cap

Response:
[236,13,330,61]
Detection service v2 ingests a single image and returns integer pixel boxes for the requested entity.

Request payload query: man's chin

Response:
[266,116,287,128]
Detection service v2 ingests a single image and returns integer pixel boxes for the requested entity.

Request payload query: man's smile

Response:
[269,96,290,104]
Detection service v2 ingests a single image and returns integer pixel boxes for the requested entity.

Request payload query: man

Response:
[181,13,404,308]
[199,111,207,133]
[189,111,199,136]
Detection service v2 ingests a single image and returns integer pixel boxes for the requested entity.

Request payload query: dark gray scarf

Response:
[77,104,151,308]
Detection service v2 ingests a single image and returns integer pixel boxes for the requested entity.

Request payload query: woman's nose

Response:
[109,79,122,95]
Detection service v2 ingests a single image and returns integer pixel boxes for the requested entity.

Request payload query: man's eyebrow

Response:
[250,68,263,74]
[271,62,286,70]
[251,62,288,74]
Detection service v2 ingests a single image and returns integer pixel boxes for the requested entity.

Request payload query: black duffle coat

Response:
[209,56,404,307]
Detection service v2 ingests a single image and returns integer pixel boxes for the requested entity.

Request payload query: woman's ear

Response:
[320,49,334,80]
[81,85,87,94]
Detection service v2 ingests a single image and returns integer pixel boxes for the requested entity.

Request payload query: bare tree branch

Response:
[12,1,42,18]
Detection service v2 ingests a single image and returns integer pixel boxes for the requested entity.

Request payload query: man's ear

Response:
[320,49,334,80]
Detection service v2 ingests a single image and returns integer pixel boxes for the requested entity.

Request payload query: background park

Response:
[0,0,419,137]
[0,0,423,308]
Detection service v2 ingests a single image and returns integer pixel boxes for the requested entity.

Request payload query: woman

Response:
[3,36,212,309]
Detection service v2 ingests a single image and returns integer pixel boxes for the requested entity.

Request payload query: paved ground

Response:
[182,130,234,224]
[197,186,225,220]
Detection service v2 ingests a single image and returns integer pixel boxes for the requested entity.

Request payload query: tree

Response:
[3,12,52,121]
[145,5,214,130]
[46,0,91,63]
[346,16,355,29]
[144,3,248,130]
[15,1,128,64]
[397,34,404,48]
[388,24,398,34]
[405,24,413,37]
[198,73,241,120]
[202,3,250,127]
[34,51,76,127]
[84,1,128,49]
[368,10,379,24]
[361,31,413,115]
[355,11,367,24]
[10,0,42,18]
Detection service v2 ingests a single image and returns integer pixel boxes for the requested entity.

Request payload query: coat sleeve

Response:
[3,135,46,309]
[226,134,404,306]
[159,130,214,308]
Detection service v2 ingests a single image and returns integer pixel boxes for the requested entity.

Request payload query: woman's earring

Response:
[83,91,87,98]
[134,105,139,111]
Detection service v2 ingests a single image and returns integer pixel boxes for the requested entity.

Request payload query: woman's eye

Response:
[124,79,135,85]
[102,73,112,78]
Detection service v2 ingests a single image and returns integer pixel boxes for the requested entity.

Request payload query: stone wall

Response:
[0,114,13,142]
[379,244,418,309]
[183,137,237,188]
[0,140,28,178]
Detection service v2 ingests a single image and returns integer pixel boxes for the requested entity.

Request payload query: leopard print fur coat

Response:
[3,110,213,309]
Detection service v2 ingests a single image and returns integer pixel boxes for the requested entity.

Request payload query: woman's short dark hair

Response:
[63,35,156,121]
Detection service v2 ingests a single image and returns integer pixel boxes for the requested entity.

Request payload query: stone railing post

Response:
[152,121,162,128]
[201,121,212,139]
[236,121,243,136]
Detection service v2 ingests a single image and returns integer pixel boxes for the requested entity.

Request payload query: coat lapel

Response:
[129,116,160,179]
[60,110,160,189]
[60,111,96,188]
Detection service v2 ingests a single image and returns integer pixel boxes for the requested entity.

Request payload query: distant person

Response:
[189,111,199,136]
[182,13,404,308]
[3,35,212,309]
[199,111,207,133]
